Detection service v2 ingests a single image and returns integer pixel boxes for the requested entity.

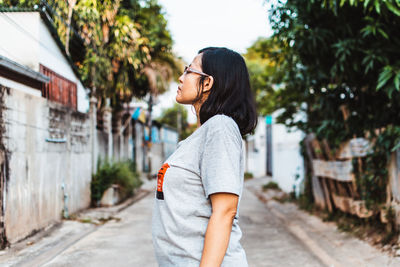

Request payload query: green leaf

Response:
[386,2,400,16]
[378,29,389,39]
[394,73,400,91]
[377,66,393,90]
[392,142,400,152]
[375,0,381,13]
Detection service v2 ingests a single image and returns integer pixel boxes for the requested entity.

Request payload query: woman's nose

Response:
[178,74,184,83]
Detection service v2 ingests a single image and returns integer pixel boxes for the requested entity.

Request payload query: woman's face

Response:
[176,53,209,105]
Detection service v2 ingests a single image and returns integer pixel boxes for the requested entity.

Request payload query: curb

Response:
[251,188,344,267]
[1,186,153,267]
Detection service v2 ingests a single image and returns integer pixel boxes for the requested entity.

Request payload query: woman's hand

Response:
[199,192,239,267]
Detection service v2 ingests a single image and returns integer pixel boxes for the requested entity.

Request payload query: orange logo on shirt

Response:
[156,163,170,200]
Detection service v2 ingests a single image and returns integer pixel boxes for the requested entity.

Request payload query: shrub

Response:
[91,158,143,206]
[262,181,280,191]
[244,172,254,180]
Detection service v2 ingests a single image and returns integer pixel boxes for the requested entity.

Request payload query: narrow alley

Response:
[1,176,398,267]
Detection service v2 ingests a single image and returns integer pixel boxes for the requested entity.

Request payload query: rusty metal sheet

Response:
[40,64,77,110]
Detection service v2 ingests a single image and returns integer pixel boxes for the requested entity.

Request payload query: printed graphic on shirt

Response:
[156,163,170,200]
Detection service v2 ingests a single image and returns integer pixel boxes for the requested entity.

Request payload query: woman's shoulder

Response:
[204,114,242,143]
[204,114,235,128]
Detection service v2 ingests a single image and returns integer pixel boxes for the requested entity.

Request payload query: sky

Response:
[152,0,273,124]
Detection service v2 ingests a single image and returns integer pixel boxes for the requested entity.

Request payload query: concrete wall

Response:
[243,113,305,194]
[0,79,177,244]
[246,116,267,178]
[2,88,92,243]
[271,111,305,194]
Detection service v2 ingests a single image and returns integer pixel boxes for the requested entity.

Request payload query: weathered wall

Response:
[3,88,91,243]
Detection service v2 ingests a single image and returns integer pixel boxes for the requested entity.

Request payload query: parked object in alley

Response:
[91,160,142,207]
[100,184,121,207]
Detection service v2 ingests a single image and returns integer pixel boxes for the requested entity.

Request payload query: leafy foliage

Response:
[262,181,280,191]
[243,37,282,116]
[156,103,196,140]
[91,158,142,205]
[259,0,400,206]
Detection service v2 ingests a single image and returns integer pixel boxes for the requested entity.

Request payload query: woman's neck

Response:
[194,102,201,129]
[193,92,210,129]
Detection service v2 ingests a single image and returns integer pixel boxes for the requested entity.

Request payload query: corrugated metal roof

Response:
[0,7,38,12]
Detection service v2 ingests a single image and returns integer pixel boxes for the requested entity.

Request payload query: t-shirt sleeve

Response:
[200,127,243,199]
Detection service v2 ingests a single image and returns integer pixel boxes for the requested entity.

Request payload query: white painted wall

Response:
[246,116,267,177]
[243,113,305,194]
[0,76,41,97]
[0,12,89,113]
[0,12,39,70]
[271,112,305,194]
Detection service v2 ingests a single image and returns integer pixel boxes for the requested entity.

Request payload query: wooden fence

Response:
[305,134,375,218]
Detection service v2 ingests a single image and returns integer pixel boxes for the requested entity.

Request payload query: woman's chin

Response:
[175,95,192,105]
[175,95,183,103]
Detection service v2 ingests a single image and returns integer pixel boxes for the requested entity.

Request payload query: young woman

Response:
[151,47,257,267]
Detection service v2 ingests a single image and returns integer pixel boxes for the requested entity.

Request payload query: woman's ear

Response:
[203,76,214,93]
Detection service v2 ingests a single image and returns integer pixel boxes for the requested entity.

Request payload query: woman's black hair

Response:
[194,47,258,138]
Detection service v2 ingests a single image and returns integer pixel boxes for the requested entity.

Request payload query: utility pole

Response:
[146,93,153,175]
[147,93,153,142]
[266,115,273,176]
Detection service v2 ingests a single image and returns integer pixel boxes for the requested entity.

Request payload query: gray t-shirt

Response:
[151,114,248,267]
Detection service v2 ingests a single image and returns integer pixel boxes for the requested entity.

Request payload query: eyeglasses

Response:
[183,66,210,77]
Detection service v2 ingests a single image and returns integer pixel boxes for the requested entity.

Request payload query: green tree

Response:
[243,37,283,116]
[157,103,196,140]
[263,0,400,205]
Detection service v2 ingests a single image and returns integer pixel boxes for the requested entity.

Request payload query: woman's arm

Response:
[199,192,239,267]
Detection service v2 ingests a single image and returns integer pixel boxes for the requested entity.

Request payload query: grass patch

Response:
[295,200,399,249]
[79,218,92,224]
[327,210,398,246]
